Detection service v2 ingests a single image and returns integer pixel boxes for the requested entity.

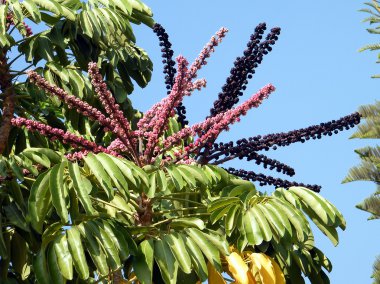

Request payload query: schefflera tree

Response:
[0,2,361,284]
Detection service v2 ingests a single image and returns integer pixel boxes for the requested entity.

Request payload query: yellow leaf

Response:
[269,257,285,284]
[249,253,276,284]
[207,262,226,284]
[225,252,256,284]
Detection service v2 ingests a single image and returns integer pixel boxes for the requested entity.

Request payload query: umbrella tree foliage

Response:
[0,0,359,283]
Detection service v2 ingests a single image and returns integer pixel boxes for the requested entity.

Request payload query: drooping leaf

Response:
[50,162,69,224]
[133,239,154,284]
[29,171,52,233]
[66,227,89,280]
[154,238,178,284]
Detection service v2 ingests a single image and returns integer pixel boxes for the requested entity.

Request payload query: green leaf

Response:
[10,233,28,278]
[183,234,208,282]
[167,166,185,191]
[243,208,264,246]
[170,217,205,230]
[228,183,255,197]
[107,155,139,192]
[208,197,240,213]
[113,0,132,15]
[133,239,154,284]
[301,204,339,246]
[24,148,62,163]
[22,0,42,22]
[77,223,109,276]
[0,3,8,35]
[53,234,73,280]
[34,249,51,284]
[96,219,130,261]
[313,247,332,272]
[288,187,335,226]
[68,162,96,215]
[270,199,309,243]
[154,238,178,284]
[79,10,94,38]
[201,229,229,255]
[11,0,24,24]
[29,171,52,233]
[157,169,168,192]
[4,204,29,232]
[36,35,54,61]
[147,172,157,198]
[0,213,8,259]
[66,227,89,280]
[21,151,51,168]
[256,203,285,238]
[47,245,66,284]
[86,9,101,42]
[33,0,63,16]
[209,204,233,224]
[185,228,221,271]
[264,200,292,237]
[50,162,69,224]
[68,69,85,98]
[97,153,130,197]
[163,233,192,274]
[250,205,272,242]
[85,220,121,270]
[177,166,197,188]
[84,153,114,198]
[225,205,240,236]
[46,61,70,83]
[183,165,209,186]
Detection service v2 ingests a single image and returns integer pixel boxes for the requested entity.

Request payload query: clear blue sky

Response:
[131,1,380,283]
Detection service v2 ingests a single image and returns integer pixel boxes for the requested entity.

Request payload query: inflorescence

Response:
[7,22,361,192]
[209,23,281,117]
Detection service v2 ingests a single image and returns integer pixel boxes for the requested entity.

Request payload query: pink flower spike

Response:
[180,84,276,157]
[88,63,139,159]
[26,70,115,132]
[141,56,193,161]
[188,27,228,79]
[11,117,120,157]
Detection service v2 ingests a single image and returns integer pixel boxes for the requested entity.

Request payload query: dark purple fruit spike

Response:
[209,23,281,117]
[226,167,321,192]
[153,23,188,127]
[208,112,361,157]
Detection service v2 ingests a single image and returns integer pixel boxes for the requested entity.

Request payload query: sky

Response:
[130,1,380,283]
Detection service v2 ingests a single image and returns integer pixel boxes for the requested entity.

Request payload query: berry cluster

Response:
[205,113,360,191]
[153,23,177,92]
[153,23,187,126]
[226,167,321,192]
[209,112,361,160]
[209,23,281,117]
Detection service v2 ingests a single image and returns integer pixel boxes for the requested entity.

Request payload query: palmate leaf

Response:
[154,238,178,284]
[32,220,139,281]
[163,233,192,274]
[133,239,154,284]
[207,184,345,281]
